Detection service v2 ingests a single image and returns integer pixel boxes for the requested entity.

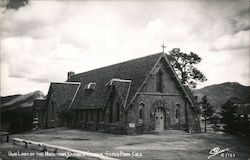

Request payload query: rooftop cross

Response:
[161,43,166,53]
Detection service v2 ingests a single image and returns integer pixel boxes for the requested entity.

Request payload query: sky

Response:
[0,0,249,96]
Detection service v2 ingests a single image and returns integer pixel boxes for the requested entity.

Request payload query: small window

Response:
[156,69,163,92]
[85,82,96,90]
[175,103,180,123]
[116,102,120,122]
[139,103,144,123]
[175,109,179,119]
[139,108,143,119]
[109,106,113,123]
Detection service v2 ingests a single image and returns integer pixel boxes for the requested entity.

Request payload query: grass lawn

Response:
[1,127,249,160]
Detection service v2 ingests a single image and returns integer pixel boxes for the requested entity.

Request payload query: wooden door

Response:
[155,107,164,131]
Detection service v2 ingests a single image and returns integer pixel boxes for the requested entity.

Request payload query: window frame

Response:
[156,69,164,92]
[139,102,145,123]
[175,103,180,123]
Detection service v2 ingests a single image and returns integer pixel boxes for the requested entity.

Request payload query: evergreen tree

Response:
[168,48,207,88]
[220,99,238,134]
[201,96,214,132]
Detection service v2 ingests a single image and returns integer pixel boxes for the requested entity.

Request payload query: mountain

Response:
[193,82,250,109]
[0,91,45,111]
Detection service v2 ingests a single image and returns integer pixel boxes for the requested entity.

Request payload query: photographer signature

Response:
[208,147,229,159]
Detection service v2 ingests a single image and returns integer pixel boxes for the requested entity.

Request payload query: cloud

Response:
[1,36,84,84]
[210,31,250,51]
[192,0,250,38]
[196,47,250,89]
[226,8,250,34]
[1,0,249,95]
[0,63,50,95]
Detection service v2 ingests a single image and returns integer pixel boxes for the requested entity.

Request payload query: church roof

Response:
[47,82,80,111]
[68,53,162,110]
[110,79,131,109]
[67,53,196,110]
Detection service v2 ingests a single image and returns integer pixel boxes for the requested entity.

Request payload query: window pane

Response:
[156,70,163,92]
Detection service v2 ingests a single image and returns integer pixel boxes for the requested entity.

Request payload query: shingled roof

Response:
[68,53,162,110]
[47,82,80,111]
[68,53,195,110]
[110,79,131,109]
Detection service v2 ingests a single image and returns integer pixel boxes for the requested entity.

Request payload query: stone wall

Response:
[125,58,200,133]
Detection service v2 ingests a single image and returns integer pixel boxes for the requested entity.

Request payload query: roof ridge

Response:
[71,52,163,78]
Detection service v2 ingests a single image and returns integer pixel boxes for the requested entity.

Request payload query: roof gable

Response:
[126,53,195,108]
[112,80,131,108]
[47,82,80,111]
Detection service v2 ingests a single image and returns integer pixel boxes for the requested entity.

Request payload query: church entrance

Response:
[155,107,165,131]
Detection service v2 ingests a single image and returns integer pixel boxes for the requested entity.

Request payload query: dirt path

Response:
[1,128,249,160]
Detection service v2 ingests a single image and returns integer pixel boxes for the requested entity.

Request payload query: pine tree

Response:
[201,96,214,132]
[168,48,207,88]
[220,99,238,134]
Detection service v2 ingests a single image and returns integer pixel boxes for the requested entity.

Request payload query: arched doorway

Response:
[151,99,170,132]
[154,107,165,131]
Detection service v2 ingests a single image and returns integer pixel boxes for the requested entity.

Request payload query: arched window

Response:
[175,109,179,119]
[156,69,163,92]
[116,102,120,122]
[175,103,180,123]
[109,106,113,123]
[139,108,143,119]
[139,103,144,123]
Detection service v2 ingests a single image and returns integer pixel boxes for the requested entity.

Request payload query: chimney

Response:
[67,71,75,79]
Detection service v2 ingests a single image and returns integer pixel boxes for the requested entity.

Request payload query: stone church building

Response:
[34,52,201,134]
